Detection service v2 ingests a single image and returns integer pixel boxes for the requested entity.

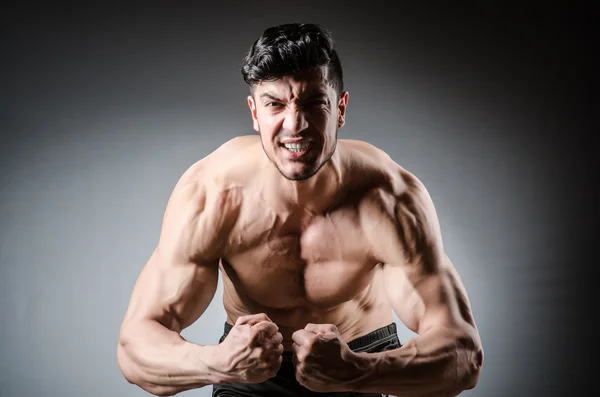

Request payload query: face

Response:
[247,67,349,181]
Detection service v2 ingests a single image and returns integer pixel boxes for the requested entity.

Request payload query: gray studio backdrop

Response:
[1,3,588,397]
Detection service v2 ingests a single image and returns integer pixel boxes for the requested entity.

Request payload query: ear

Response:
[337,91,349,128]
[247,95,259,132]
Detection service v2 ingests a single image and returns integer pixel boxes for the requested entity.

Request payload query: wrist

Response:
[193,343,233,385]
[344,350,387,392]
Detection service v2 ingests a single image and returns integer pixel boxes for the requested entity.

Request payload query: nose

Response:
[282,105,309,134]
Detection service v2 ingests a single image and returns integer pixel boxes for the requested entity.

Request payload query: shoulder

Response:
[339,138,429,198]
[177,134,260,184]
[158,135,260,259]
[342,140,442,253]
[171,133,262,201]
[339,139,397,167]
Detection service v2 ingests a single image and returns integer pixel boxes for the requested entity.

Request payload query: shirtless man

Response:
[117,23,484,397]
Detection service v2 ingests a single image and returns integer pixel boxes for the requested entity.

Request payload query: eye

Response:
[266,102,283,108]
[308,99,327,107]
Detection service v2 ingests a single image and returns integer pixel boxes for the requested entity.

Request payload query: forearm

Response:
[350,326,483,397]
[117,319,223,396]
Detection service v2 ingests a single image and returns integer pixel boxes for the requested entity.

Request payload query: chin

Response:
[279,148,337,181]
[280,165,320,181]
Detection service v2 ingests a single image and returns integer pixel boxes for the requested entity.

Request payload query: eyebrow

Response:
[260,93,282,101]
[304,92,327,100]
[259,92,327,101]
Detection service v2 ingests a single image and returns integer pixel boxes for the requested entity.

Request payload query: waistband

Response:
[221,321,398,352]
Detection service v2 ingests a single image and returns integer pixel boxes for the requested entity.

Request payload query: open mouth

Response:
[282,142,312,153]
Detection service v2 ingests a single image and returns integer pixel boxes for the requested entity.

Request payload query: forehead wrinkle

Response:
[256,67,331,101]
[259,80,330,103]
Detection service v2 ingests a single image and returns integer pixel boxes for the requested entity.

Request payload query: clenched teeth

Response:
[283,142,311,152]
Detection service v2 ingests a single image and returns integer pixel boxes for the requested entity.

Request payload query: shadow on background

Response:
[0,2,594,397]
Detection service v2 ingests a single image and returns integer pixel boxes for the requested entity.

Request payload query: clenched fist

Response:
[213,313,284,384]
[291,323,366,393]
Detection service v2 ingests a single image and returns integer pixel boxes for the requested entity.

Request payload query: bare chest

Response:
[221,204,378,309]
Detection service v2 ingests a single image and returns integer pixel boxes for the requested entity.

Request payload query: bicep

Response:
[383,254,476,335]
[123,248,219,333]
[122,179,221,334]
[375,175,477,335]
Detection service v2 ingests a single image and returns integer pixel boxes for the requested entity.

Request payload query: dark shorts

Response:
[212,322,402,397]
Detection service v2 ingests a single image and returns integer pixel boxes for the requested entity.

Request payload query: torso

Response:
[197,136,406,348]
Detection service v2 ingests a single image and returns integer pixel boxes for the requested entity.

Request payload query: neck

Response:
[270,145,345,214]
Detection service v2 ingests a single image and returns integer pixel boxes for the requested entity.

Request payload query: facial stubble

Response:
[258,126,339,182]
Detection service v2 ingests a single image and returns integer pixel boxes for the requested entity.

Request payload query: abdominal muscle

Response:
[219,262,394,351]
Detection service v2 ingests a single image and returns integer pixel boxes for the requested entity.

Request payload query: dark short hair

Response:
[241,23,344,97]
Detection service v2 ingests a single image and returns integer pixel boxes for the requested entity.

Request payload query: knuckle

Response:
[233,323,247,332]
[254,346,265,356]
[256,313,269,321]
[271,357,282,369]
[236,315,248,324]
[263,342,277,353]
[250,328,264,341]
[296,351,306,363]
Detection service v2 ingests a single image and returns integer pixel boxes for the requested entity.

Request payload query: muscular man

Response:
[117,23,484,397]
